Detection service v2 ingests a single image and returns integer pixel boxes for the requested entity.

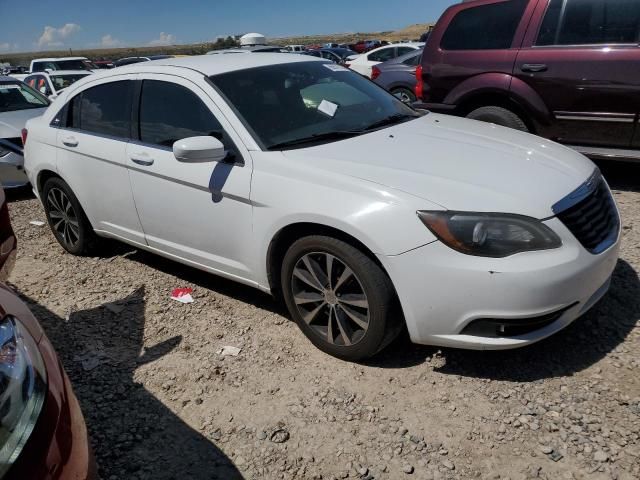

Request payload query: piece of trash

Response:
[171,287,194,303]
[217,345,241,357]
[29,220,45,227]
[270,428,290,444]
[103,302,125,314]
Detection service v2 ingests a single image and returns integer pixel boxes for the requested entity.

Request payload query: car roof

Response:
[31,57,88,62]
[0,75,19,83]
[34,70,92,76]
[367,42,424,54]
[119,53,323,76]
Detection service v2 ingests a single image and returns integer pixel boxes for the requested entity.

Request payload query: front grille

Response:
[555,174,619,254]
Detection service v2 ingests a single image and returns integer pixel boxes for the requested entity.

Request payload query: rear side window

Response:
[441,0,528,50]
[402,54,422,66]
[368,47,396,62]
[67,81,133,138]
[537,0,640,46]
[139,80,229,149]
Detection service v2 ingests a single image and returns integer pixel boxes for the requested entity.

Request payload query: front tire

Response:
[466,106,529,132]
[42,177,100,256]
[281,235,400,361]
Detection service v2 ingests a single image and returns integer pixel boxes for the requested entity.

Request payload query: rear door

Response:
[54,76,145,244]
[425,0,533,105]
[515,0,640,148]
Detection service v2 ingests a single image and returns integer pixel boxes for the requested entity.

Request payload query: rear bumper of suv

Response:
[380,217,620,350]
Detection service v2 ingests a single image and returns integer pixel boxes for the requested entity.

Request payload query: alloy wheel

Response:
[291,252,370,346]
[47,187,80,248]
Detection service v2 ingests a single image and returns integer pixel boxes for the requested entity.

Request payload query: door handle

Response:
[61,136,78,147]
[130,153,154,166]
[521,63,548,73]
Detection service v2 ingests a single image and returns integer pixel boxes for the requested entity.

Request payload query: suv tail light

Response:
[415,65,424,100]
[371,65,381,81]
[21,128,28,146]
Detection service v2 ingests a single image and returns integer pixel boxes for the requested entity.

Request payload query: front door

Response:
[515,0,640,148]
[126,75,254,281]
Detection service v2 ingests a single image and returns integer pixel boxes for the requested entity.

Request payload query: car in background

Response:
[0,188,97,480]
[206,45,286,55]
[301,48,358,65]
[24,70,92,99]
[93,60,115,69]
[29,57,96,73]
[348,42,423,78]
[0,77,49,188]
[418,0,640,163]
[1,66,28,76]
[24,54,620,361]
[113,55,173,67]
[372,49,422,104]
[285,45,306,52]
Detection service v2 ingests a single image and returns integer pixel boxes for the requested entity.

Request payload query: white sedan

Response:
[0,76,49,188]
[347,43,424,78]
[24,54,620,360]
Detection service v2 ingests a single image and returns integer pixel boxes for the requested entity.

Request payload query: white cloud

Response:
[37,23,81,48]
[100,34,122,47]
[148,32,176,46]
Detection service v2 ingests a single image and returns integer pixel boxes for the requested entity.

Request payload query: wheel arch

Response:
[266,222,393,301]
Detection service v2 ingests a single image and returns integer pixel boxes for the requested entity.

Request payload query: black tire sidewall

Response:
[281,236,393,361]
[42,177,94,255]
[392,87,417,103]
[467,106,529,132]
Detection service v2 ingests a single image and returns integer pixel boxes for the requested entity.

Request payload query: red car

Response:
[0,188,96,480]
[417,0,640,162]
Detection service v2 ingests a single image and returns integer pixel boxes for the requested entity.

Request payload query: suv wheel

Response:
[42,177,100,256]
[466,106,529,132]
[281,235,400,361]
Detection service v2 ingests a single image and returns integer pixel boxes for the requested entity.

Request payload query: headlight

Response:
[0,315,46,477]
[417,211,562,258]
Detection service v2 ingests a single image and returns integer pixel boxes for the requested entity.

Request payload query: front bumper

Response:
[0,152,29,188]
[381,217,621,350]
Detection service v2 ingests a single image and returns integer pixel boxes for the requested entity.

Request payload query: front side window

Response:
[0,82,49,112]
[209,61,420,150]
[139,80,230,150]
[537,0,640,46]
[441,0,528,50]
[67,81,133,138]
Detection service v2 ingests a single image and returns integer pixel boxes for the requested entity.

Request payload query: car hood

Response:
[281,114,596,219]
[0,108,48,138]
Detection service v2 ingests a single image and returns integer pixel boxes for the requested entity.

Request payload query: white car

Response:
[29,57,95,73]
[347,43,424,78]
[23,70,92,99]
[0,76,49,188]
[23,55,621,360]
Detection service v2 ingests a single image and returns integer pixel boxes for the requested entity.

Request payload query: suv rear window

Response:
[537,0,640,46]
[441,0,528,50]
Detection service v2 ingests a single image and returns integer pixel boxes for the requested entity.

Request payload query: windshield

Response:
[50,73,90,90]
[0,82,49,112]
[209,61,420,150]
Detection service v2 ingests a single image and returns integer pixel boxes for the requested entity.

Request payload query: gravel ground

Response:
[6,163,640,480]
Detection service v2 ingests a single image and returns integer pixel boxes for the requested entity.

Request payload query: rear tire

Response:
[466,106,529,132]
[391,87,417,104]
[281,235,401,361]
[42,177,100,256]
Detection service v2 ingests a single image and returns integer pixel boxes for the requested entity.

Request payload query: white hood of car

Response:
[0,108,48,138]
[282,114,595,219]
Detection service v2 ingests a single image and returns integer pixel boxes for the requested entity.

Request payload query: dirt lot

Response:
[6,163,640,480]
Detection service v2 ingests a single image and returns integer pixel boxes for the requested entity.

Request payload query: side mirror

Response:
[173,136,227,163]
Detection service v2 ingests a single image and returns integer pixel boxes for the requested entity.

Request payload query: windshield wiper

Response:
[267,130,363,151]
[359,113,418,132]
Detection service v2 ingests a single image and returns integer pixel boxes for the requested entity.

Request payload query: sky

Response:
[0,0,456,54]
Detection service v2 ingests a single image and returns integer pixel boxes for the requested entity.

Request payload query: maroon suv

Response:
[417,0,640,162]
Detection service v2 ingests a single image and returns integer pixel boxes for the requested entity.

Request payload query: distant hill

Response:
[0,23,434,66]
